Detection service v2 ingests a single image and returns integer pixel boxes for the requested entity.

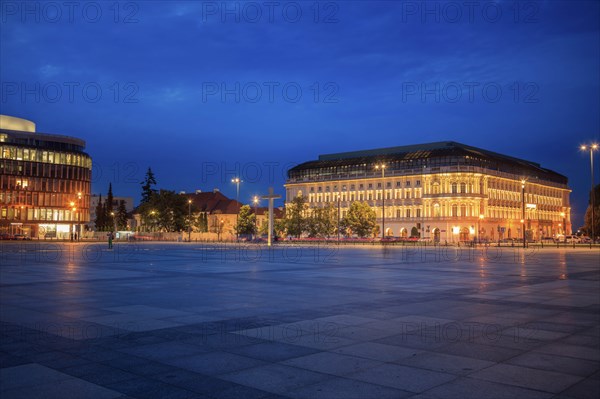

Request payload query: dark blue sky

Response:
[1,0,598,226]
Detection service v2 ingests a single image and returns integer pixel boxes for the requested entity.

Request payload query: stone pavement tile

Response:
[0,363,73,391]
[61,362,137,381]
[558,377,600,399]
[506,351,599,377]
[162,351,266,375]
[561,333,600,348]
[104,376,198,399]
[212,383,277,399]
[332,342,422,362]
[118,341,209,361]
[270,333,357,351]
[0,352,29,368]
[534,343,600,361]
[287,376,412,399]
[395,351,495,376]
[418,376,553,399]
[281,352,383,377]
[469,363,583,393]
[308,315,378,326]
[347,363,457,393]
[436,342,522,362]
[374,333,448,351]
[220,364,331,395]
[1,376,123,399]
[152,368,235,395]
[225,341,319,362]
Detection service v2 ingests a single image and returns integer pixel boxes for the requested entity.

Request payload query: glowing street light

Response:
[374,164,386,239]
[232,177,242,241]
[521,179,527,248]
[580,143,598,243]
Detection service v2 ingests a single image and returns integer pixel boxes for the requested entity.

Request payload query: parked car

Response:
[580,236,592,244]
[0,233,14,240]
[13,234,31,240]
[564,235,581,243]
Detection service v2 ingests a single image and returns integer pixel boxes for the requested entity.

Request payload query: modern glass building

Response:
[286,141,571,242]
[0,115,92,239]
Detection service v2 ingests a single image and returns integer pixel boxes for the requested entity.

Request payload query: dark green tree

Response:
[285,195,308,238]
[341,202,376,238]
[140,168,157,204]
[138,190,188,232]
[94,195,106,231]
[234,205,257,236]
[306,203,337,238]
[106,183,114,230]
[583,184,600,239]
[116,200,128,230]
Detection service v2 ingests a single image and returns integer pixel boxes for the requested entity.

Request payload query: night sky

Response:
[1,1,598,226]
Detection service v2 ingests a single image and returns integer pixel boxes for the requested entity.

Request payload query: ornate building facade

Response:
[285,141,571,242]
[0,115,92,239]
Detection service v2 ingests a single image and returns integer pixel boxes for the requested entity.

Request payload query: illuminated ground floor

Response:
[0,222,85,239]
[378,217,566,242]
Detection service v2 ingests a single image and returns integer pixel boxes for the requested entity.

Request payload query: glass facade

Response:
[0,127,92,239]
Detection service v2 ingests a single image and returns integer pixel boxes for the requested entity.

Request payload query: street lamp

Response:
[521,179,526,248]
[188,199,192,242]
[374,164,386,239]
[478,214,484,244]
[231,177,242,241]
[253,196,259,239]
[580,143,598,243]
[69,201,76,241]
[337,193,341,243]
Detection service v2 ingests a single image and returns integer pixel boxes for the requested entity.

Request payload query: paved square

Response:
[1,242,599,398]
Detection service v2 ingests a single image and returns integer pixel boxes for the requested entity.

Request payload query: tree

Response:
[286,195,308,238]
[106,183,114,230]
[306,203,337,238]
[235,205,257,236]
[583,184,600,239]
[138,190,188,232]
[341,202,376,238]
[94,195,106,231]
[140,167,157,204]
[116,200,128,230]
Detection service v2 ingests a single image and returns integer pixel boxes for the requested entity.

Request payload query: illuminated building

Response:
[0,115,92,239]
[286,141,571,242]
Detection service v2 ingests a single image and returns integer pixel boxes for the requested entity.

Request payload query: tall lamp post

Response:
[337,193,341,243]
[253,196,259,239]
[521,179,526,248]
[375,164,386,239]
[478,214,484,244]
[69,201,76,241]
[580,144,598,243]
[188,199,192,242]
[232,177,242,241]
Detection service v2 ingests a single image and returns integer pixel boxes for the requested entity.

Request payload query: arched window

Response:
[461,204,467,217]
[433,203,440,217]
[432,182,440,194]
[451,183,458,194]
[460,183,466,193]
[452,204,458,217]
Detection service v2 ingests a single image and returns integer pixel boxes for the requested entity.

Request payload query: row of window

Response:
[1,159,91,181]
[1,178,90,195]
[310,180,423,193]
[1,207,86,222]
[0,191,90,208]
[1,145,92,168]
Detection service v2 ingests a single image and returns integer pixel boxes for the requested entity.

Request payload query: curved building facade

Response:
[286,141,571,242]
[0,115,92,239]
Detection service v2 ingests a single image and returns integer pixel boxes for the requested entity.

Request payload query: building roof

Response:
[182,191,243,215]
[288,141,568,185]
